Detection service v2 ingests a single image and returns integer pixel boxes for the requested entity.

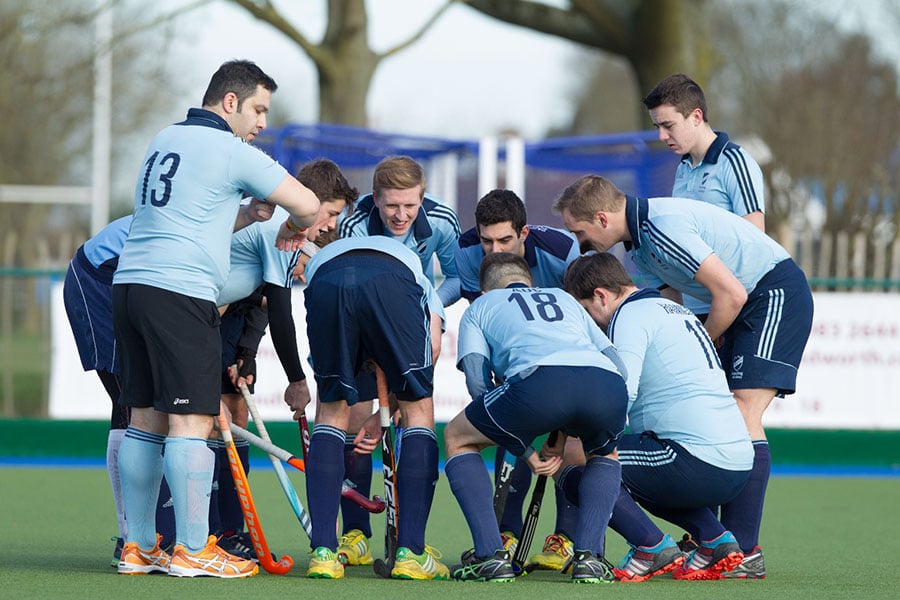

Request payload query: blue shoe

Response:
[614,534,684,582]
[672,531,743,580]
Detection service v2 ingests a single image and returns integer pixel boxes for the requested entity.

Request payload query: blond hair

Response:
[553,175,626,221]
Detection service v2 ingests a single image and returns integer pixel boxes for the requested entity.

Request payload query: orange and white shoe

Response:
[117,534,171,575]
[168,535,259,578]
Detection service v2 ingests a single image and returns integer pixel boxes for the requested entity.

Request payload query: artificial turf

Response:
[2,466,897,599]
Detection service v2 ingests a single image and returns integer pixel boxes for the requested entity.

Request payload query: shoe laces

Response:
[339,530,365,546]
[543,533,571,554]
[424,545,443,560]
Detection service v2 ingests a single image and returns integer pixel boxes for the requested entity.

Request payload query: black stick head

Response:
[373,558,393,579]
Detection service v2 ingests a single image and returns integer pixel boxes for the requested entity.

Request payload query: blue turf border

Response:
[2,456,899,478]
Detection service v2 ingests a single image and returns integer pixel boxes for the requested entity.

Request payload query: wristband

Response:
[285,218,307,232]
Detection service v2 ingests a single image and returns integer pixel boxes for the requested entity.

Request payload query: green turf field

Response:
[2,466,898,598]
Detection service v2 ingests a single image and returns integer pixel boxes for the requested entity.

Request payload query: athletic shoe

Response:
[117,534,171,575]
[526,533,573,571]
[111,536,125,568]
[721,545,766,579]
[218,531,257,561]
[500,531,519,556]
[672,531,743,581]
[391,545,450,580]
[168,535,258,578]
[614,534,685,582]
[570,550,614,584]
[337,529,373,566]
[307,546,345,579]
[451,548,516,582]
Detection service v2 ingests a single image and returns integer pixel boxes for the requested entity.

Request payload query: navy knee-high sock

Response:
[396,427,438,554]
[217,440,249,534]
[721,440,770,552]
[554,486,579,540]
[341,434,373,537]
[606,483,665,548]
[306,425,346,551]
[207,440,222,536]
[574,456,621,556]
[446,452,504,558]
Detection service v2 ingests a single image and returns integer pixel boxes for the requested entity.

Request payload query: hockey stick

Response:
[493,449,517,525]
[215,405,293,574]
[229,423,386,514]
[515,430,560,573]
[298,414,311,461]
[240,383,312,539]
[372,364,398,579]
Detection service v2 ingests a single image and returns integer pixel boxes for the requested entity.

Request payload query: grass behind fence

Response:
[2,466,898,599]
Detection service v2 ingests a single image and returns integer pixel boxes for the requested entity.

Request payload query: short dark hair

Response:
[202,60,278,109]
[641,73,708,122]
[296,158,359,214]
[479,252,533,292]
[563,252,633,300]
[475,189,527,231]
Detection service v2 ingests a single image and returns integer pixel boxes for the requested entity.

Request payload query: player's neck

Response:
[689,126,717,167]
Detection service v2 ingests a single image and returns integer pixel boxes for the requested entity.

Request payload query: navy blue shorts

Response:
[63,248,118,373]
[112,283,222,415]
[465,365,627,458]
[304,251,434,405]
[719,259,814,394]
[618,432,750,510]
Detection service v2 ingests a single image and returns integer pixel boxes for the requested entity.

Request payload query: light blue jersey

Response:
[458,284,620,381]
[609,288,752,470]
[218,206,300,306]
[455,226,580,302]
[83,215,131,268]
[674,132,765,314]
[305,236,445,323]
[114,109,287,302]
[625,196,789,303]
[338,193,461,305]
[673,132,765,218]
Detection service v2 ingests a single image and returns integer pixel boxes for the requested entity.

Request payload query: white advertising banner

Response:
[49,284,900,429]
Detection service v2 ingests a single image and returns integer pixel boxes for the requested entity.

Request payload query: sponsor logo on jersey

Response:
[173,397,190,405]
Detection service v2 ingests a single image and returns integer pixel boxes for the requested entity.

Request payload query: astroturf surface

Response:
[2,466,898,599]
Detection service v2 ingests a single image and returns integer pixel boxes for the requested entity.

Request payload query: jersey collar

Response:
[681,131,730,166]
[623,195,648,252]
[177,108,233,134]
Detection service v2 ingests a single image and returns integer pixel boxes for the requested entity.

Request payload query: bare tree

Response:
[226,0,460,125]
[465,0,715,125]
[0,1,179,331]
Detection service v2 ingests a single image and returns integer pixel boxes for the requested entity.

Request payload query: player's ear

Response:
[519,225,530,240]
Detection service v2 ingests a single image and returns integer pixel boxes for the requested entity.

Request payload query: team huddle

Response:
[63,61,813,583]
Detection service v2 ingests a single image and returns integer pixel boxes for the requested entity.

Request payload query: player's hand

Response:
[526,451,562,477]
[292,253,312,283]
[283,380,311,418]
[275,219,308,252]
[540,430,566,460]
[246,197,274,223]
[353,413,381,455]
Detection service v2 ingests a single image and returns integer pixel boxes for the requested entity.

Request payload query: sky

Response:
[175,0,580,140]
[167,0,898,143]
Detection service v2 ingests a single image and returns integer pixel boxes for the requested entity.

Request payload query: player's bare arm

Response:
[267,174,321,250]
[693,254,748,341]
[743,211,766,232]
